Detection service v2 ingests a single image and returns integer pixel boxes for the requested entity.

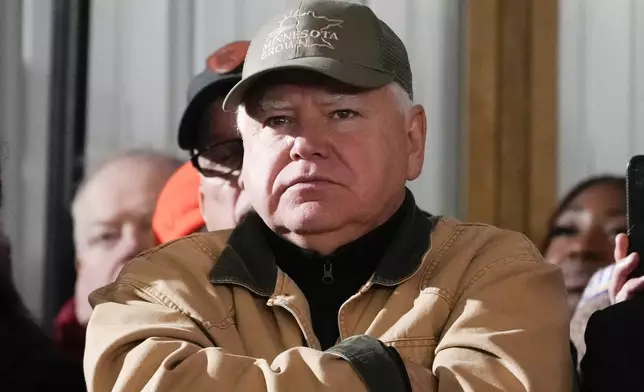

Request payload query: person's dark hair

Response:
[541,175,626,253]
[195,100,236,150]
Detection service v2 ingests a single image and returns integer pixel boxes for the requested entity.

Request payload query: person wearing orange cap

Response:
[152,41,251,244]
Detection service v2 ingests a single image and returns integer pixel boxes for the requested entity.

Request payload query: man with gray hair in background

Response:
[84,2,573,391]
[53,149,181,361]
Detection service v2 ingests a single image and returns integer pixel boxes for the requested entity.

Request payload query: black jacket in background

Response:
[0,270,86,391]
[580,296,644,391]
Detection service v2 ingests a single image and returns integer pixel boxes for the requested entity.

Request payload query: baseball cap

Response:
[222,0,412,111]
[152,162,206,243]
[178,41,250,151]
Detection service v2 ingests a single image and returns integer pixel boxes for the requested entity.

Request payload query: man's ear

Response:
[406,104,427,181]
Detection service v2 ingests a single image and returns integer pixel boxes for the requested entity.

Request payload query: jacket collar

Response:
[210,188,435,296]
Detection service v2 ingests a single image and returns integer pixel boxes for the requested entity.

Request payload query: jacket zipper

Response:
[322,259,334,284]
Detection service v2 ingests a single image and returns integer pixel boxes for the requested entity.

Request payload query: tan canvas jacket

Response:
[84,197,573,392]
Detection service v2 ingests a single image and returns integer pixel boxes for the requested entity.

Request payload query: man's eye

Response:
[332,110,358,120]
[265,116,292,127]
[100,232,119,242]
[90,232,119,247]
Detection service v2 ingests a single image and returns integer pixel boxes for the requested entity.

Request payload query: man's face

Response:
[238,76,426,241]
[197,98,251,230]
[74,159,175,282]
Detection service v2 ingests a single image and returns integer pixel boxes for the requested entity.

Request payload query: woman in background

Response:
[542,175,626,314]
[541,175,626,371]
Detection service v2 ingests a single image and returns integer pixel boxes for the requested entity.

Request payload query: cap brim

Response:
[222,57,394,111]
[178,74,240,150]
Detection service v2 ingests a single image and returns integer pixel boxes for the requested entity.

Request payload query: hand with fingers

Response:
[609,233,644,304]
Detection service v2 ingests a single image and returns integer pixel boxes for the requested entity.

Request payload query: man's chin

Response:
[276,202,342,234]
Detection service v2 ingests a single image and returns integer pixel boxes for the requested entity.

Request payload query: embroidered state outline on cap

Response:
[262,10,343,60]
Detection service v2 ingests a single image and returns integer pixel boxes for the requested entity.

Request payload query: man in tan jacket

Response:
[84,1,573,391]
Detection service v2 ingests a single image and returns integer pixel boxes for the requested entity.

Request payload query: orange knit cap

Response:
[153,162,206,243]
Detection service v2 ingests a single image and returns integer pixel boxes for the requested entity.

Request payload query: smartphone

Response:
[626,155,644,279]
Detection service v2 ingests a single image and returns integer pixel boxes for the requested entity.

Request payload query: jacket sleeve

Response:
[83,280,410,392]
[432,237,574,391]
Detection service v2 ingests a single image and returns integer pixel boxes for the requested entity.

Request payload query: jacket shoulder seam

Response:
[189,235,219,260]
[461,254,536,294]
[419,220,465,292]
[519,232,540,259]
[135,233,225,263]
[110,277,233,330]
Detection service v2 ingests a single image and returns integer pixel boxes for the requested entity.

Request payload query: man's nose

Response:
[289,120,330,161]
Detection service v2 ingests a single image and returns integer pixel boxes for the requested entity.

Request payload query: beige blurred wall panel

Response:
[464,0,558,246]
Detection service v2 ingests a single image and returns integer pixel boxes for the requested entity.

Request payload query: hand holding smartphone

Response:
[626,155,644,279]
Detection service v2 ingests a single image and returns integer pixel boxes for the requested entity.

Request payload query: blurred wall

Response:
[559,0,644,195]
[0,0,53,320]
[85,0,464,216]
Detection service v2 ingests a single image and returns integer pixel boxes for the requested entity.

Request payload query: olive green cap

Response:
[222,0,412,111]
